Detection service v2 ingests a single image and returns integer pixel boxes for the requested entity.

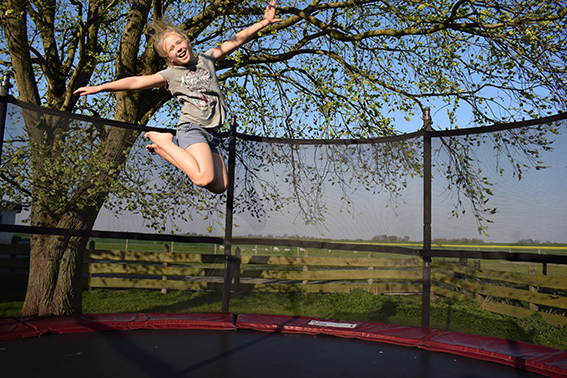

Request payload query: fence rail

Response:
[431,260,567,326]
[86,248,424,295]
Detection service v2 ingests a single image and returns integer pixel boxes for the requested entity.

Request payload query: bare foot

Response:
[142,136,181,169]
[144,131,174,145]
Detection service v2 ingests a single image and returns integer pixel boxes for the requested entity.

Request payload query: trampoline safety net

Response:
[2,98,566,247]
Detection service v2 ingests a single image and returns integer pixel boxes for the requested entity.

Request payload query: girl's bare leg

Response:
[206,149,228,194]
[145,142,181,170]
[144,131,228,193]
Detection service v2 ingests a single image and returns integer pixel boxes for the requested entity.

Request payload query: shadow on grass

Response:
[140,291,224,313]
[0,282,26,318]
[82,289,224,315]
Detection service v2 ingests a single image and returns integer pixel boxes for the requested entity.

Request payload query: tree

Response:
[0,0,565,315]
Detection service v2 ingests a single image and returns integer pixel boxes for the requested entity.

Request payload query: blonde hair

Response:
[149,20,192,59]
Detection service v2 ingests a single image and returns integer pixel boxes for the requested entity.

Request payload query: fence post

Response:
[233,247,241,290]
[88,240,95,292]
[0,71,14,160]
[474,259,482,300]
[302,265,309,285]
[454,257,468,279]
[421,107,433,329]
[161,244,168,295]
[529,265,538,311]
[222,115,238,312]
[161,262,168,294]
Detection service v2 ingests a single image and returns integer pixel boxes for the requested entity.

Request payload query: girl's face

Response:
[163,33,194,66]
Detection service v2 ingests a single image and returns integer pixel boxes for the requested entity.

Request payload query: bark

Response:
[0,0,41,104]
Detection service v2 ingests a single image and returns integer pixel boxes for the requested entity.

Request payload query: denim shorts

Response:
[176,122,220,154]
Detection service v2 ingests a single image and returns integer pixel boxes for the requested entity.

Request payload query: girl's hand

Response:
[264,0,282,24]
[73,86,101,96]
[212,1,282,61]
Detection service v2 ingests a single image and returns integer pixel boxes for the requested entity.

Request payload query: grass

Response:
[0,283,27,319]
[2,284,566,351]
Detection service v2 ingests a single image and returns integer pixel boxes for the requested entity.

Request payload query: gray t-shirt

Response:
[158,49,226,129]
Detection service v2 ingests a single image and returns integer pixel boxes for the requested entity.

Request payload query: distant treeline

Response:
[431,238,484,245]
[371,235,411,243]
[516,239,559,245]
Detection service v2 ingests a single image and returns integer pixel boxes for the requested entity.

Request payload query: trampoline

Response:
[1,313,566,377]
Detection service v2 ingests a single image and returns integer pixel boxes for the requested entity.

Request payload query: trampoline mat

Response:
[0,328,545,378]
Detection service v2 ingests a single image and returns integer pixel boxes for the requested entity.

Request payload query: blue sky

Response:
[89,122,567,244]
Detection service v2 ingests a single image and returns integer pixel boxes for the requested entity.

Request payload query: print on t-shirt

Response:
[180,68,217,108]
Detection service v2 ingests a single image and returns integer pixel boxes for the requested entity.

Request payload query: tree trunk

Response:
[23,234,90,316]
[19,115,141,316]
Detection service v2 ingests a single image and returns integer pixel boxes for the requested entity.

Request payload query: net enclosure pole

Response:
[0,71,14,160]
[221,115,238,313]
[421,107,433,329]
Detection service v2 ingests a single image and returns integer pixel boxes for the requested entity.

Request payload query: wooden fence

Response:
[2,245,566,325]
[85,248,424,295]
[432,260,567,326]
[0,245,30,284]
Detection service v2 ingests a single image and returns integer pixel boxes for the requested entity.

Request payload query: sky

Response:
[89,121,567,244]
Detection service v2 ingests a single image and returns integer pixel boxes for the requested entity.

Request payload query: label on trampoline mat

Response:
[308,320,358,329]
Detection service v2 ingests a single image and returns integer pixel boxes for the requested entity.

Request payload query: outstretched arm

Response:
[213,0,282,61]
[73,73,166,96]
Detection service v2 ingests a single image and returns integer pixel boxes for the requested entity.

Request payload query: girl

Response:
[74,1,281,193]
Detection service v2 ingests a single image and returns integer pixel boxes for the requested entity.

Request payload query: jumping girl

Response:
[74,1,281,193]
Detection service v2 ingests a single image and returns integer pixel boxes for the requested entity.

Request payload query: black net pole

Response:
[221,115,238,313]
[0,71,14,160]
[421,107,433,328]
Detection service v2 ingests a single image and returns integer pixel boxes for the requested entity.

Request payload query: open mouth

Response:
[178,50,187,58]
